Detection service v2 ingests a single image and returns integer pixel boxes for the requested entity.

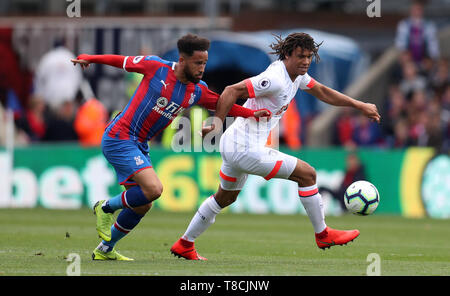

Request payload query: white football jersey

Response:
[222,60,316,148]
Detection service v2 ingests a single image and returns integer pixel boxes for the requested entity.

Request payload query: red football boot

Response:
[315,226,360,250]
[170,238,207,260]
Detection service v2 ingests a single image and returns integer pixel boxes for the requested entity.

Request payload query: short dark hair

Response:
[269,32,322,62]
[177,33,210,56]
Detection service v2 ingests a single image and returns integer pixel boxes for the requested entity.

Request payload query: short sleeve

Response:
[196,85,220,110]
[245,73,282,98]
[299,73,316,90]
[122,55,159,74]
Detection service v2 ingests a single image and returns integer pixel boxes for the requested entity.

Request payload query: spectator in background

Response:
[333,106,385,148]
[74,98,108,146]
[420,100,444,148]
[391,117,413,148]
[332,107,357,148]
[320,150,367,212]
[34,38,82,112]
[338,152,367,212]
[0,28,38,146]
[405,89,428,145]
[34,38,82,142]
[381,84,407,138]
[442,85,450,150]
[409,89,428,111]
[42,99,79,142]
[280,100,302,149]
[406,106,427,146]
[351,113,383,147]
[0,28,32,114]
[399,60,427,98]
[430,58,449,96]
[15,95,47,142]
[395,0,440,72]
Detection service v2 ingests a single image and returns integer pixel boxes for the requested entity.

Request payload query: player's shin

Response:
[98,208,144,252]
[298,185,327,234]
[182,195,222,242]
[102,186,150,213]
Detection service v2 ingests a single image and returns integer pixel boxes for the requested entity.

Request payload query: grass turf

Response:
[0,208,449,276]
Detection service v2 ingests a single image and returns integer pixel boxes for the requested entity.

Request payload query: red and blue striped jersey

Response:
[106,55,220,142]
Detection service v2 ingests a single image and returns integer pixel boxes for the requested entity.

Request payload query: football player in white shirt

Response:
[171,32,381,260]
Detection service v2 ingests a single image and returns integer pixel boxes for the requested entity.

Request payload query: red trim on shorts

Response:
[220,170,237,182]
[120,181,138,186]
[264,160,283,180]
[298,188,319,197]
[245,79,256,98]
[118,166,152,186]
[306,78,316,89]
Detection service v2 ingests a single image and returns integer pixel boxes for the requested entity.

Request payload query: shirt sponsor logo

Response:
[152,100,185,120]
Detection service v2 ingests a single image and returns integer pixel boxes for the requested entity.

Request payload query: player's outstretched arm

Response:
[71,54,125,69]
[305,81,381,123]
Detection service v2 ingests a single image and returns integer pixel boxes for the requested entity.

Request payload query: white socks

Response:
[181,185,326,241]
[298,184,327,233]
[182,195,222,242]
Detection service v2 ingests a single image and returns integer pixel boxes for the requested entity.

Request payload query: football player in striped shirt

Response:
[72,34,271,260]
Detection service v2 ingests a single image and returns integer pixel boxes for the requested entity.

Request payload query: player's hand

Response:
[359,102,380,123]
[71,54,91,69]
[253,108,272,121]
[71,59,91,69]
[199,117,223,138]
[201,123,216,138]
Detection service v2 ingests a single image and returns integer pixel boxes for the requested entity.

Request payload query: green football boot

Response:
[92,247,134,261]
[93,200,114,241]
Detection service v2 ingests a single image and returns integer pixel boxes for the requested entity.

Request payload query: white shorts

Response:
[219,140,298,191]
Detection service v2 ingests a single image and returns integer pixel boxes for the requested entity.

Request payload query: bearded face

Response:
[180,50,208,84]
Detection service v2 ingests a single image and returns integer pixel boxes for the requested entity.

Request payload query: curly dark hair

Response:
[269,32,322,62]
[177,33,210,56]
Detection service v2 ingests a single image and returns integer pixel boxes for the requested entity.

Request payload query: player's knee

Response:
[299,165,316,187]
[141,183,163,202]
[215,190,239,208]
[306,166,317,185]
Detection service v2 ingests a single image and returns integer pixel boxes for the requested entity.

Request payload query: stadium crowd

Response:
[332,56,449,151]
[332,0,449,152]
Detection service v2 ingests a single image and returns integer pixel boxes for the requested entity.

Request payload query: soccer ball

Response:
[344,180,380,215]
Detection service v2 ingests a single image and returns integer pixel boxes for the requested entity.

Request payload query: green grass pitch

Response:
[0,208,449,276]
